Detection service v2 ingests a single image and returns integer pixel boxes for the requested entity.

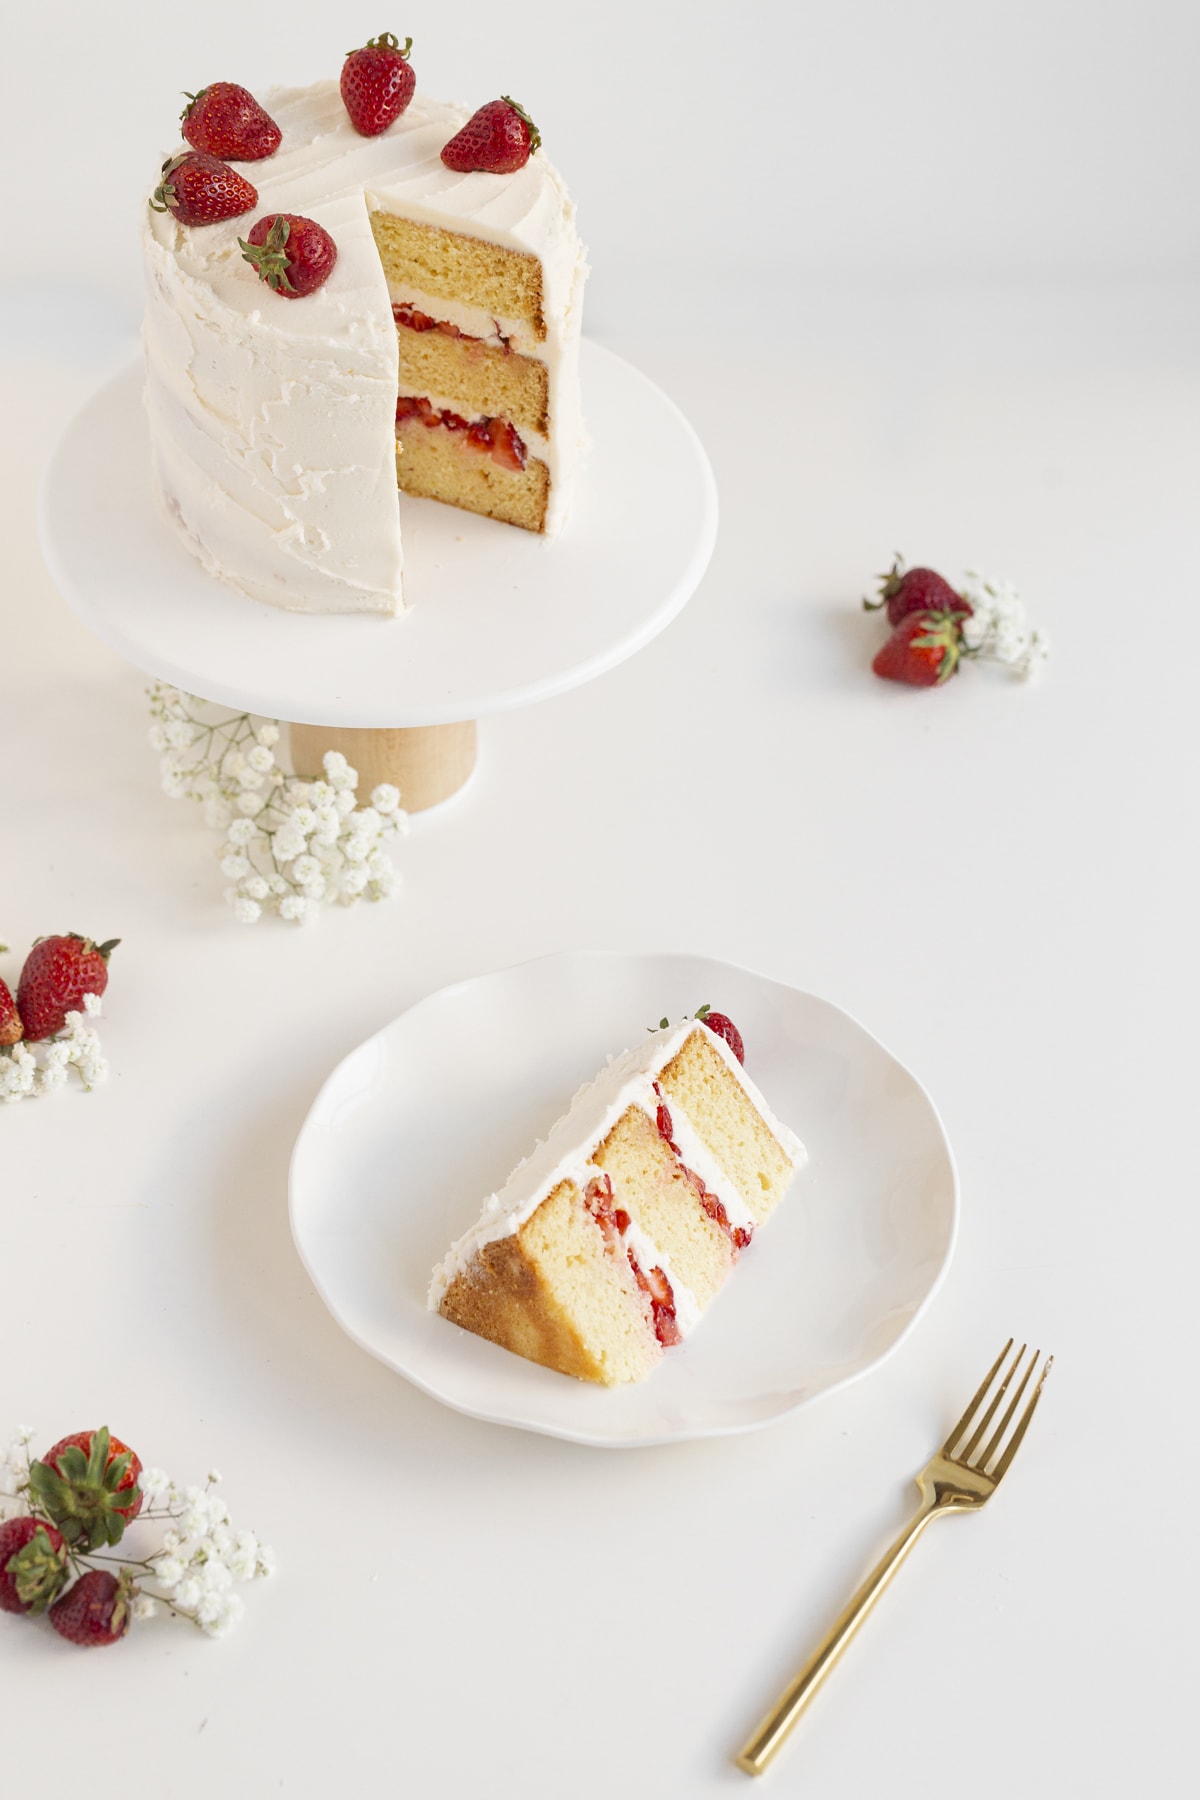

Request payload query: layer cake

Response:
[142,83,587,615]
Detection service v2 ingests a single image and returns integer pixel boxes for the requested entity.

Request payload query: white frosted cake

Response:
[142,82,587,615]
[429,1017,806,1385]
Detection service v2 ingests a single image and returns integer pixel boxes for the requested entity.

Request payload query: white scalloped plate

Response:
[288,952,959,1447]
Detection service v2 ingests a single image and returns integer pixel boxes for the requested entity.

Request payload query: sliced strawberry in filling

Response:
[395,395,527,471]
[466,416,527,471]
[584,1175,680,1347]
[392,302,511,350]
[631,1258,682,1347]
[652,1084,753,1253]
[393,302,465,340]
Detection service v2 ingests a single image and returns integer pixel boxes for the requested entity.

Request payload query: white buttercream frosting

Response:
[141,82,588,614]
[427,1021,806,1321]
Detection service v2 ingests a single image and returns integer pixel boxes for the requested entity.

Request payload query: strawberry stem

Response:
[150,153,188,214]
[501,96,541,152]
[239,218,296,293]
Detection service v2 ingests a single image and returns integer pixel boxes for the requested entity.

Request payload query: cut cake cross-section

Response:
[428,1018,806,1384]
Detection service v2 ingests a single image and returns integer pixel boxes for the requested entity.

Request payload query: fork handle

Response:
[736,1493,941,1775]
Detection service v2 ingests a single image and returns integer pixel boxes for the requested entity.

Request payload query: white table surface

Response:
[2,281,1197,1798]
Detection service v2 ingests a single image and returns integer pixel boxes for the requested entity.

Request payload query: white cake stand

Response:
[38,341,717,810]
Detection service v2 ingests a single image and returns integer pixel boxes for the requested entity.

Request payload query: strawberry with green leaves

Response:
[872,610,965,687]
[240,214,338,298]
[864,554,972,627]
[441,98,541,173]
[150,151,257,227]
[16,934,117,1042]
[28,1427,143,1550]
[0,1518,69,1615]
[341,33,415,136]
[651,1004,747,1063]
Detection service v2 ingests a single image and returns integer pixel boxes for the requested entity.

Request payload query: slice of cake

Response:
[428,1016,806,1385]
[142,75,586,615]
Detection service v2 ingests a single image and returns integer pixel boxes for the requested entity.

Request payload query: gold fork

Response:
[736,1338,1053,1777]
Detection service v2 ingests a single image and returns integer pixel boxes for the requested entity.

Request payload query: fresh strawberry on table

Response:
[181,82,282,161]
[441,98,541,173]
[0,1518,69,1615]
[341,33,415,136]
[49,1570,132,1648]
[240,214,338,297]
[150,151,257,226]
[16,934,117,1042]
[0,950,21,1046]
[28,1427,143,1550]
[864,555,972,627]
[872,610,965,687]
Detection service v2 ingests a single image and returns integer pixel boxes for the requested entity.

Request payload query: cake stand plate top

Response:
[38,340,717,729]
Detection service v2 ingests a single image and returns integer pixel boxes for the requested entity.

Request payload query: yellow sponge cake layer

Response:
[658,1029,797,1227]
[592,1106,734,1310]
[371,211,546,340]
[394,430,549,532]
[438,1180,658,1384]
[396,322,550,438]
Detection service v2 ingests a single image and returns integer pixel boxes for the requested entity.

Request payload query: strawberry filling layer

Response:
[395,395,528,472]
[653,1085,753,1252]
[392,301,512,351]
[584,1174,681,1348]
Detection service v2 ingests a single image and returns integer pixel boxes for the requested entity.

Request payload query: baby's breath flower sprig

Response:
[0,993,106,1104]
[958,569,1051,681]
[148,683,409,924]
[0,1427,275,1645]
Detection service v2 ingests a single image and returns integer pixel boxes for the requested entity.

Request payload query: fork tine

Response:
[942,1337,1014,1458]
[989,1355,1053,1484]
[959,1341,1028,1464]
[974,1347,1037,1470]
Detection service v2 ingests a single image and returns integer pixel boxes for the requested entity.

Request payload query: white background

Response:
[2,2,1199,1796]
[2,0,1198,323]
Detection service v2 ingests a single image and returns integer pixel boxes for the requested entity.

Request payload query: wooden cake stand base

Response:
[288,719,477,812]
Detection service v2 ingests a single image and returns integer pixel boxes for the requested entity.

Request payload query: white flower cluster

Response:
[148,685,408,924]
[0,994,105,1104]
[139,1472,276,1639]
[959,570,1051,681]
[0,1425,36,1519]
